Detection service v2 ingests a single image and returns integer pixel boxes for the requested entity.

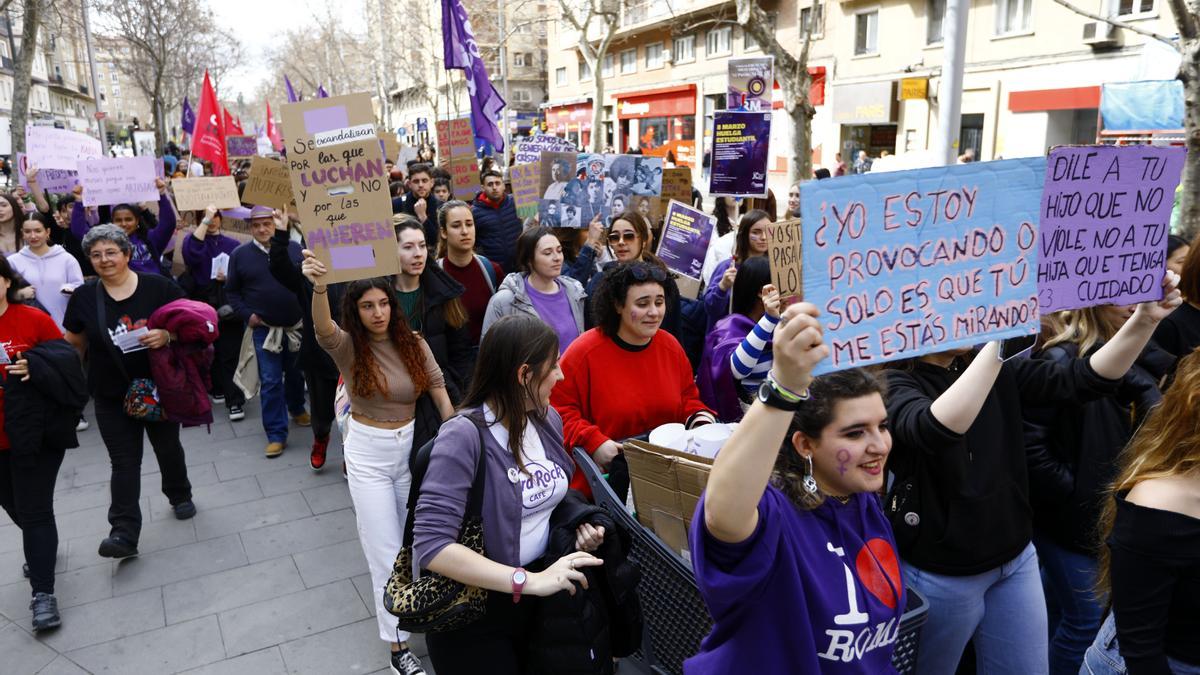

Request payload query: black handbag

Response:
[383,413,488,632]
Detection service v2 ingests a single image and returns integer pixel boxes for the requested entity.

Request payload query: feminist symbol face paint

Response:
[836,448,851,475]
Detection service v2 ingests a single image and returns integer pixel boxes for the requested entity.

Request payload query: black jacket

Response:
[1023,343,1163,554]
[471,192,521,273]
[394,192,442,248]
[528,492,642,675]
[410,263,474,402]
[269,229,342,379]
[3,339,88,465]
[884,355,1119,575]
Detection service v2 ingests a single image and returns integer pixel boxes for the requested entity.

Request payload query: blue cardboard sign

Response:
[800,158,1046,374]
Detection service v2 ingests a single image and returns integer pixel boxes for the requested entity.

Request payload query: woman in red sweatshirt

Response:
[552,261,715,500]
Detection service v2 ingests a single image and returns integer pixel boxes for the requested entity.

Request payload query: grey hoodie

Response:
[8,245,84,328]
[481,272,586,338]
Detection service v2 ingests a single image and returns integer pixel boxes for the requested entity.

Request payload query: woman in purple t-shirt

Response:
[690,302,905,674]
[481,226,586,354]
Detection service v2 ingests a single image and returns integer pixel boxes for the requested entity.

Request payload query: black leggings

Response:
[426,591,537,675]
[210,318,245,408]
[0,446,66,595]
[94,396,192,544]
[305,365,338,441]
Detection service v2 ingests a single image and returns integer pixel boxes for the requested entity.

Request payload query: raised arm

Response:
[69,189,91,240]
[300,248,337,338]
[25,168,51,215]
[145,183,178,254]
[703,303,827,544]
[927,341,1003,435]
[731,286,781,382]
[1088,272,1182,380]
[268,217,304,293]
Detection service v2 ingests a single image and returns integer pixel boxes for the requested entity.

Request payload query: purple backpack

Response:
[149,299,219,427]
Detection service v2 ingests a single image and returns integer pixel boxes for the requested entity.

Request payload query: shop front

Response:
[544,100,593,150]
[616,84,697,167]
[832,81,898,164]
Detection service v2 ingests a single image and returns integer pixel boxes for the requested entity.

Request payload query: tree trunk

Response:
[10,0,41,154]
[1179,42,1200,240]
[590,63,604,152]
[784,66,815,185]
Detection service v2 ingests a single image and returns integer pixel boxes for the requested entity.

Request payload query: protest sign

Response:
[242,156,294,209]
[800,158,1046,374]
[709,111,771,198]
[728,57,774,112]
[1037,145,1184,312]
[172,176,241,211]
[25,126,102,171]
[435,117,479,201]
[78,157,158,207]
[16,152,78,193]
[514,135,576,164]
[766,218,803,306]
[540,151,576,200]
[565,153,664,225]
[280,92,398,284]
[510,162,541,220]
[379,131,401,163]
[226,135,258,158]
[657,200,715,291]
[654,167,693,221]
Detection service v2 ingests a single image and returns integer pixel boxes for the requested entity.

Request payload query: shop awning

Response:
[1100,80,1183,131]
[1008,86,1100,112]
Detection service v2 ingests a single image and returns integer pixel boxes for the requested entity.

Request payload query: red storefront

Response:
[544,101,593,149]
[616,84,697,167]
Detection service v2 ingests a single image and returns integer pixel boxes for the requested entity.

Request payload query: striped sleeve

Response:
[731,313,779,381]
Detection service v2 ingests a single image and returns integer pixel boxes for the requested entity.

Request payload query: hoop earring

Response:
[802,455,819,495]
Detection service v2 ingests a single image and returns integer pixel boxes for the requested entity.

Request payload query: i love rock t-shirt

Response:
[688,486,906,674]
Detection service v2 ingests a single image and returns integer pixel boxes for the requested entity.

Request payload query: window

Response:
[110,72,118,83]
[800,4,824,38]
[995,0,1032,35]
[1116,0,1154,15]
[514,52,527,67]
[927,0,946,44]
[619,48,637,74]
[673,35,695,63]
[854,10,879,55]
[645,42,664,69]
[579,58,592,81]
[706,26,731,56]
[512,89,532,103]
[601,53,614,77]
[555,67,567,85]
[743,16,774,50]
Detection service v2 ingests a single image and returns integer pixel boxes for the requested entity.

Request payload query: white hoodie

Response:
[8,245,84,329]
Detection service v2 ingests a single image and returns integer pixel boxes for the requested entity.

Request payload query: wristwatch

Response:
[511,567,528,604]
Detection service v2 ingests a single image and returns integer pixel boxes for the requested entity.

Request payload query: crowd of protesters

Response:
[0,141,1197,675]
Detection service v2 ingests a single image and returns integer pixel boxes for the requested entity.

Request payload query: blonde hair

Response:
[1095,347,1200,599]
[1043,306,1120,356]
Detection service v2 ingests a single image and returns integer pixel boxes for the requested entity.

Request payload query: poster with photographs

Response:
[534,151,663,228]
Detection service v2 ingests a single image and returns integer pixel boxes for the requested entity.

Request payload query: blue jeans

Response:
[902,541,1048,675]
[251,325,306,443]
[1034,533,1105,675]
[1082,613,1200,674]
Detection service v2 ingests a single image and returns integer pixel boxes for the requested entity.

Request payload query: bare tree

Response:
[9,0,42,154]
[737,0,819,184]
[94,0,241,152]
[556,0,625,152]
[1051,0,1198,239]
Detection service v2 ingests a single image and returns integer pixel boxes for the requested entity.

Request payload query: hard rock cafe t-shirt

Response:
[688,486,906,674]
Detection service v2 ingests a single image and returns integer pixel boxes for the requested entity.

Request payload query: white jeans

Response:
[345,417,414,644]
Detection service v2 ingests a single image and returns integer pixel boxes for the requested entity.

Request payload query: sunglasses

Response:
[608,231,639,243]
[629,264,667,283]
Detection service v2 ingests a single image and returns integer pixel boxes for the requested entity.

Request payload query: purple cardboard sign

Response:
[303,106,349,135]
[78,157,159,207]
[16,152,79,193]
[226,135,258,157]
[329,245,376,270]
[1038,145,1185,312]
[657,200,714,281]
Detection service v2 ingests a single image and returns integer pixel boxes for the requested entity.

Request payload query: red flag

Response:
[266,101,283,152]
[190,71,228,176]
[223,108,244,136]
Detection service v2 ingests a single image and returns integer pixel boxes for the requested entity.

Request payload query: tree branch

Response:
[1050,0,1178,48]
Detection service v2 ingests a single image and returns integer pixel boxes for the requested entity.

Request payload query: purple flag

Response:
[442,0,507,152]
[180,96,195,134]
[317,84,329,98]
[284,75,299,103]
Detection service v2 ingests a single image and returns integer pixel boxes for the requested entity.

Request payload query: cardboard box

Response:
[623,440,714,558]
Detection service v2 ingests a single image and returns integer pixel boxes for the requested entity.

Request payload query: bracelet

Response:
[766,370,810,402]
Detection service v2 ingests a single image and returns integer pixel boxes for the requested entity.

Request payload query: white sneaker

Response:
[228,406,245,421]
[390,649,426,675]
[75,417,89,432]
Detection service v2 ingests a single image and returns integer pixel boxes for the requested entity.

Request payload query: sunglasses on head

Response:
[629,264,667,282]
[608,231,638,243]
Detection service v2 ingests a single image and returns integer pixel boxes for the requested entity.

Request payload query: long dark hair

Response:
[110,202,157,251]
[340,277,432,399]
[461,314,559,474]
[773,369,887,510]
[733,209,770,264]
[0,193,23,251]
[591,260,676,337]
[515,225,557,275]
[731,256,772,316]
[0,255,28,303]
[712,197,735,237]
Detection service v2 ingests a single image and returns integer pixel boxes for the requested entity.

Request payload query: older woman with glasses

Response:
[703,209,771,331]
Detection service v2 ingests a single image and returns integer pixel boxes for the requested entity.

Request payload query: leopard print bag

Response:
[383,414,489,633]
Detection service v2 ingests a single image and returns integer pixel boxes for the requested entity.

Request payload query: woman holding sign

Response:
[301,251,451,675]
[70,179,177,276]
[882,272,1182,675]
[702,210,771,331]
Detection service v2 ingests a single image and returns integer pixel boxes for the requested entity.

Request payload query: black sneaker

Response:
[30,592,61,632]
[172,500,197,520]
[97,536,138,559]
[228,405,245,421]
[211,393,225,404]
[390,649,426,675]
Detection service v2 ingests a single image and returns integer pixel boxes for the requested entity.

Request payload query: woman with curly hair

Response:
[1083,346,1200,674]
[70,179,178,276]
[302,252,452,675]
